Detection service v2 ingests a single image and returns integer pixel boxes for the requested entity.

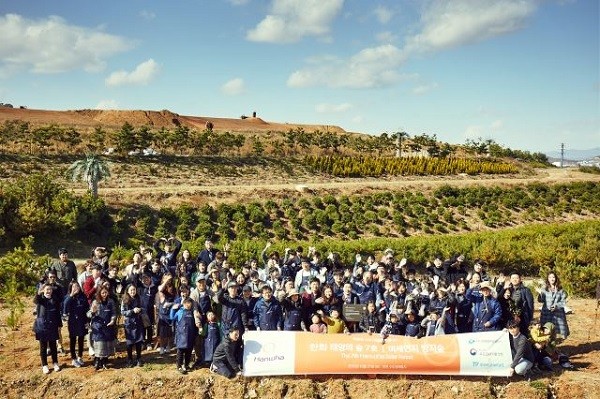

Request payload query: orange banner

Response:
[294,333,460,374]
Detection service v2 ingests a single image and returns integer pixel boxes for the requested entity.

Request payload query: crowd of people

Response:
[33,237,574,378]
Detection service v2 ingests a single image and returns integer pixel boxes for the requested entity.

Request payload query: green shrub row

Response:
[304,155,519,177]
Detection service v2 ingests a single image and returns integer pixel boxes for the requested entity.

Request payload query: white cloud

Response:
[221,78,246,95]
[376,31,398,43]
[374,5,394,24]
[490,119,504,130]
[352,115,364,124]
[105,59,159,87]
[412,82,438,95]
[228,0,250,5]
[404,0,538,54]
[0,14,132,76]
[287,44,408,88]
[246,0,344,43]
[95,99,119,110]
[140,10,156,20]
[315,103,352,113]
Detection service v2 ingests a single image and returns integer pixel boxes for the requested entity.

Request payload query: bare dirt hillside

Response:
[0,107,347,134]
[1,298,598,399]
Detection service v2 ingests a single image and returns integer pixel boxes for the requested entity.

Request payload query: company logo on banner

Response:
[243,331,296,376]
[243,331,512,377]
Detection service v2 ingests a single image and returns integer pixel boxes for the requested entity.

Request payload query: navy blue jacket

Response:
[62,292,89,337]
[253,297,284,331]
[90,298,117,342]
[172,307,198,349]
[34,294,62,341]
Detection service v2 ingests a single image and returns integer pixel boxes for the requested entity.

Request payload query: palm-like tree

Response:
[67,154,110,198]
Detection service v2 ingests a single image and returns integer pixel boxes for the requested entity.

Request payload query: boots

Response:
[94,357,101,371]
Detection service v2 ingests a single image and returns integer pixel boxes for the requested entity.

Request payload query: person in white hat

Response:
[468,281,502,332]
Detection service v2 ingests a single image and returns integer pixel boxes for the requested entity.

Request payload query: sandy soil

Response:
[0,298,598,399]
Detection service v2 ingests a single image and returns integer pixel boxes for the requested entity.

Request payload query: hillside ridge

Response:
[0,107,347,134]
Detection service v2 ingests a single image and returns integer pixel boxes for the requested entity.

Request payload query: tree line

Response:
[0,119,549,163]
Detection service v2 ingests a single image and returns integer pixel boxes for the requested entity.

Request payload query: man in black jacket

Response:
[210,329,242,378]
[507,320,534,377]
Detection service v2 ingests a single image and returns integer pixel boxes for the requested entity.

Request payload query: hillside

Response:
[0,107,347,134]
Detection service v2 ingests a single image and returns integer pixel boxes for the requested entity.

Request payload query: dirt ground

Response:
[0,298,599,399]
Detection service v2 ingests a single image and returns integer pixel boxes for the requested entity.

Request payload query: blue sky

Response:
[0,0,597,153]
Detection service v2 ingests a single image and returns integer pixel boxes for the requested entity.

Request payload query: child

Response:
[171,298,200,374]
[317,308,349,334]
[121,284,146,367]
[62,281,89,367]
[421,308,448,337]
[201,311,222,366]
[380,312,404,344]
[404,309,421,337]
[309,313,327,334]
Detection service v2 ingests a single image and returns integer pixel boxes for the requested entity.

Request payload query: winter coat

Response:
[121,297,145,345]
[90,298,117,342]
[172,307,198,350]
[538,288,570,339]
[217,289,248,335]
[33,294,62,341]
[467,290,502,332]
[212,336,241,371]
[202,321,222,362]
[62,292,89,337]
[253,297,284,331]
[359,311,384,333]
[282,297,305,331]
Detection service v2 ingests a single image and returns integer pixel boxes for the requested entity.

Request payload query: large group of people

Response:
[33,237,574,378]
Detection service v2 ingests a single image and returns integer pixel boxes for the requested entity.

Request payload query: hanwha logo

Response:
[469,348,478,356]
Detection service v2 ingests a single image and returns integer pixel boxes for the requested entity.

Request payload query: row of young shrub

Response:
[109,181,600,245]
[304,155,519,177]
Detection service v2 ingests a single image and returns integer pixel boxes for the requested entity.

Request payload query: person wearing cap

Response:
[52,248,77,290]
[253,285,284,331]
[507,320,535,377]
[468,280,502,332]
[281,288,306,331]
[217,281,248,336]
